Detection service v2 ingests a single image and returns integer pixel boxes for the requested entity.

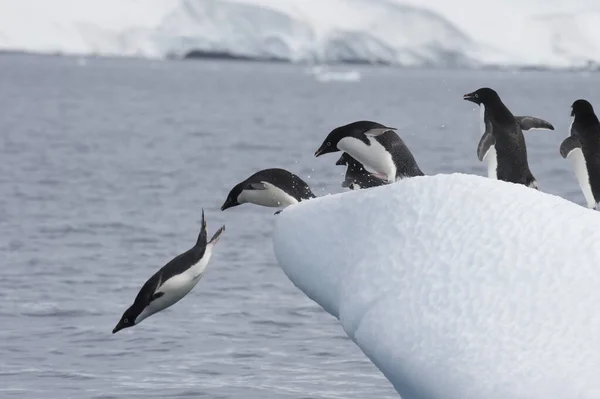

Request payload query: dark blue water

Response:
[1,54,598,398]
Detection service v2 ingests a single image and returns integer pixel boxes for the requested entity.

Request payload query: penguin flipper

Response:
[477,131,496,162]
[560,135,582,159]
[150,292,164,302]
[246,182,268,190]
[209,225,225,245]
[195,209,208,247]
[516,116,555,131]
[364,127,396,137]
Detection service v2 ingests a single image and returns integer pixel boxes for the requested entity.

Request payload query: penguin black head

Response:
[571,99,595,117]
[315,121,395,157]
[314,134,341,157]
[336,152,367,171]
[221,182,244,211]
[113,304,140,334]
[463,87,500,105]
[335,153,351,166]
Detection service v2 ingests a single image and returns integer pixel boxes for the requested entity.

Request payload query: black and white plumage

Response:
[335,152,387,190]
[112,211,225,334]
[221,168,315,212]
[314,120,424,183]
[560,99,600,210]
[464,87,554,189]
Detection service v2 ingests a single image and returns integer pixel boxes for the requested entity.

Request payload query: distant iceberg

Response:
[1,0,600,68]
[273,173,600,399]
[307,66,362,83]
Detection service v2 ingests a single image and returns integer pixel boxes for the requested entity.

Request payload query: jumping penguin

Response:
[112,211,225,334]
[221,168,315,212]
[335,152,388,190]
[314,120,424,183]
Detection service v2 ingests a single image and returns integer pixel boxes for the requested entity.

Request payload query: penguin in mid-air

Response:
[560,99,600,210]
[335,152,387,190]
[463,87,554,188]
[221,168,315,212]
[112,211,225,334]
[314,120,424,183]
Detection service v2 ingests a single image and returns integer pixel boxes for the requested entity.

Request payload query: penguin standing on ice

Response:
[335,152,387,190]
[221,168,315,211]
[560,99,600,210]
[112,211,225,334]
[314,120,424,183]
[463,87,554,188]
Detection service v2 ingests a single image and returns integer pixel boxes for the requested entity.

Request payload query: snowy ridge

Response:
[273,173,600,399]
[2,0,600,68]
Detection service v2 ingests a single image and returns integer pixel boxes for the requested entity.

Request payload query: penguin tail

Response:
[209,225,226,246]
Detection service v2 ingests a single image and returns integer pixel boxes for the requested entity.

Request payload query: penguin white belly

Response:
[478,104,498,179]
[479,104,486,135]
[135,247,214,324]
[483,145,498,179]
[337,137,396,183]
[566,147,596,209]
[238,182,298,208]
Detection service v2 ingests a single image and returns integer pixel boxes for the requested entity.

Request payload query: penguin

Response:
[476,115,554,182]
[314,120,424,183]
[463,87,554,188]
[335,152,388,190]
[221,168,315,211]
[112,211,225,334]
[560,99,600,210]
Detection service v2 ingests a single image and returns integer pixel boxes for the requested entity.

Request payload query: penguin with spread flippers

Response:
[335,152,387,190]
[464,87,554,188]
[221,168,315,212]
[560,99,600,210]
[113,211,225,334]
[314,120,424,183]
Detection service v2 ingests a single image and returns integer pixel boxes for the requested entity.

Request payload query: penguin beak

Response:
[463,92,477,103]
[315,142,336,157]
[220,198,236,211]
[112,321,125,334]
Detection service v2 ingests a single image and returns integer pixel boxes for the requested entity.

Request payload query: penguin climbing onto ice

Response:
[560,99,600,210]
[112,211,225,334]
[314,120,424,183]
[335,152,387,190]
[221,168,315,212]
[463,87,554,188]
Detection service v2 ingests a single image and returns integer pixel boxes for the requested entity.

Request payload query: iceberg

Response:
[2,0,600,68]
[273,173,600,399]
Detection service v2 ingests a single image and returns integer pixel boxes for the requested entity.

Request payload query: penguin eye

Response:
[124,318,129,323]
[474,93,479,98]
